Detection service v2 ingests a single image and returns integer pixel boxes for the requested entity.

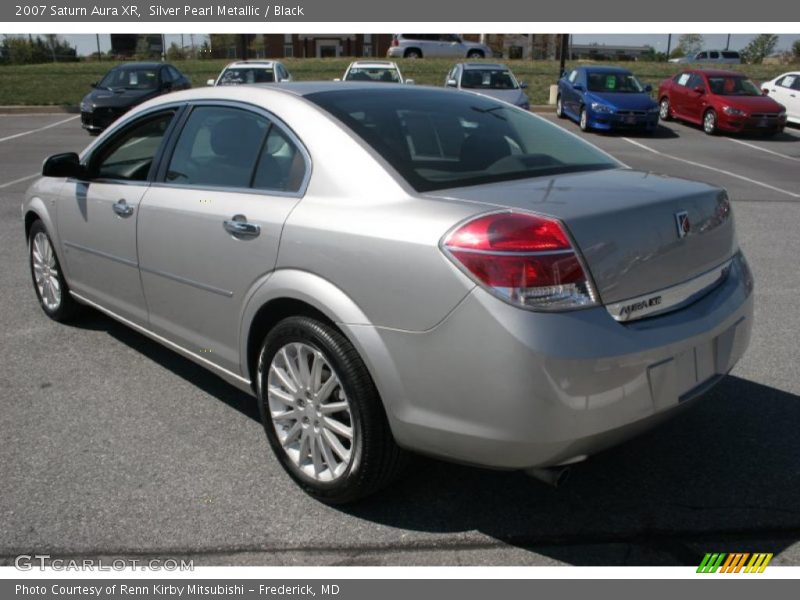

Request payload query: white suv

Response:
[207,60,293,86]
[387,34,492,59]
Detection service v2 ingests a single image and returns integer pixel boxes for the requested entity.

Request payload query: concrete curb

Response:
[0,105,79,115]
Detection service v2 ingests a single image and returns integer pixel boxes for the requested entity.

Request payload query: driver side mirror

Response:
[693,85,705,94]
[42,152,84,179]
[519,82,529,89]
[644,84,653,93]
[446,78,457,87]
[89,81,98,89]
[404,79,415,85]
[206,78,216,86]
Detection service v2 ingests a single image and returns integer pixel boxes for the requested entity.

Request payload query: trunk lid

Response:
[428,168,736,304]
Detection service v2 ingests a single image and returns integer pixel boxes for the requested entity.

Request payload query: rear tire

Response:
[466,50,484,59]
[28,220,80,322]
[659,97,672,121]
[256,316,408,504]
[404,49,422,59]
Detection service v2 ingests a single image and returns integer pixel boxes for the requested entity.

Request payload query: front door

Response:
[137,103,309,375]
[57,109,178,324]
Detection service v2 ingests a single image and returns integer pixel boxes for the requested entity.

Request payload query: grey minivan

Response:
[387,34,493,59]
[23,83,753,503]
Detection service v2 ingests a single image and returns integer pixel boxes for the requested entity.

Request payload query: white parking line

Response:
[620,137,800,199]
[725,137,800,162]
[0,172,38,189]
[0,115,79,144]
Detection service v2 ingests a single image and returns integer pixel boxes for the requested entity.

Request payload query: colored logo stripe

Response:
[697,553,773,573]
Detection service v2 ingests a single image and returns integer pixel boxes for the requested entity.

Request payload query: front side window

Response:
[460,69,518,90]
[98,68,159,91]
[92,111,175,181]
[707,76,761,96]
[307,89,618,193]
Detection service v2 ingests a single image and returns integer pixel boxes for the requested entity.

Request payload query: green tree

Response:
[792,39,800,61]
[677,34,704,57]
[669,47,685,59]
[741,34,779,64]
[166,42,186,61]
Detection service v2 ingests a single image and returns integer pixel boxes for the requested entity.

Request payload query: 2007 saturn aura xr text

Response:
[22,83,753,503]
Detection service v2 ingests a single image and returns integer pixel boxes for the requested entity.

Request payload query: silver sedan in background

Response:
[22,84,753,503]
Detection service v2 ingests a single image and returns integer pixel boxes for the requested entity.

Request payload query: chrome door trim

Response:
[70,290,251,387]
[606,257,734,323]
[62,240,139,268]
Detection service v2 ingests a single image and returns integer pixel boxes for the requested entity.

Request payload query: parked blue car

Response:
[556,66,660,133]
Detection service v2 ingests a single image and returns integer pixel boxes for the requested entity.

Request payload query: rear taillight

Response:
[391,38,399,47]
[442,211,598,311]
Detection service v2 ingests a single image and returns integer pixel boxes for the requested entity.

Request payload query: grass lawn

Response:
[1,58,798,107]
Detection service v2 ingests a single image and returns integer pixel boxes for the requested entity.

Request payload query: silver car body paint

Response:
[23,83,753,470]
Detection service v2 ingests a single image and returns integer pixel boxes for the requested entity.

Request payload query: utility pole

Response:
[95,33,101,60]
[725,34,731,51]
[666,34,672,60]
[558,33,569,76]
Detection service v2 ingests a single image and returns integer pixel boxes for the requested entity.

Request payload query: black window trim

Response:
[79,103,187,187]
[151,99,312,199]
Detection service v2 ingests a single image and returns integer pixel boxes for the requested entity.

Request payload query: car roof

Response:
[687,68,747,77]
[580,65,630,73]
[115,62,164,70]
[349,61,398,67]
[226,60,276,68]
[461,63,507,70]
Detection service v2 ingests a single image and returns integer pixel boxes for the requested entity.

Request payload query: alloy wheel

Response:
[31,232,61,311]
[267,342,354,482]
[704,110,716,134]
[659,99,670,120]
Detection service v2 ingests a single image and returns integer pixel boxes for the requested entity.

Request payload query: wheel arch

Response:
[239,269,408,430]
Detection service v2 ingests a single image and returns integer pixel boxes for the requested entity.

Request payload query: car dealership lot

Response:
[1,113,799,566]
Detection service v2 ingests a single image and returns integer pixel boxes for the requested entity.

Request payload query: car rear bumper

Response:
[357,252,753,470]
[386,47,404,58]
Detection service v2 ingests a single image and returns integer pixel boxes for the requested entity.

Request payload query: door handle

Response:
[223,215,260,238]
[112,199,134,217]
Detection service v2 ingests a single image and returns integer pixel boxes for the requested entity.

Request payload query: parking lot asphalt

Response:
[1,113,799,567]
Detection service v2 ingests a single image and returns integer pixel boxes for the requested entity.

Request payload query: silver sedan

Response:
[22,83,753,503]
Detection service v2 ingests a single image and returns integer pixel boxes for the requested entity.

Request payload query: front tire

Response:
[466,50,484,59]
[28,220,80,322]
[556,95,565,119]
[579,106,590,131]
[703,109,717,135]
[257,316,408,504]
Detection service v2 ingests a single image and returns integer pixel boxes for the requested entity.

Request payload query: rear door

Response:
[670,72,693,119]
[137,102,309,374]
[57,108,179,324]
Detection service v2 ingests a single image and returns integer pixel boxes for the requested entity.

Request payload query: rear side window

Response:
[253,127,306,193]
[166,106,269,188]
[722,51,740,59]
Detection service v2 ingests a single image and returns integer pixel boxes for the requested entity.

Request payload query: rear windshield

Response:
[306,88,618,193]
[345,67,401,83]
[219,68,275,85]
[460,69,518,90]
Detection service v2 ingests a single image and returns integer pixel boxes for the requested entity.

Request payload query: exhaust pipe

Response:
[525,466,571,487]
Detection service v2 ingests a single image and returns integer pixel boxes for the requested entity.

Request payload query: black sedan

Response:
[80,62,191,135]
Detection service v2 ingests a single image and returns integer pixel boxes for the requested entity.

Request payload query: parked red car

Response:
[658,69,787,136]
